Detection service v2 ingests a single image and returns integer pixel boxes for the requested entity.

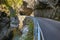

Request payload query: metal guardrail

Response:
[33,17,41,40]
[25,16,44,40]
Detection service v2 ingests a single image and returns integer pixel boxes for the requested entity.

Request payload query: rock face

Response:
[0,12,9,30]
[19,7,33,16]
[35,0,60,19]
[10,17,19,28]
[23,0,34,9]
[0,11,10,40]
[35,0,58,6]
[19,0,34,16]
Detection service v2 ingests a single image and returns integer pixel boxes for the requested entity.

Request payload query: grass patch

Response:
[25,22,34,40]
[24,18,34,40]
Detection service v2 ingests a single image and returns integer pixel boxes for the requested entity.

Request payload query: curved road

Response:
[37,17,60,40]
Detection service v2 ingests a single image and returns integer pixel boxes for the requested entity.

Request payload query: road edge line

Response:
[37,21,45,40]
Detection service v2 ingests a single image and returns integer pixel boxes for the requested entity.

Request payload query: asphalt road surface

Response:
[37,17,60,40]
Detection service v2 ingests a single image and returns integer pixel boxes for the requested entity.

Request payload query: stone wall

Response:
[34,9,53,17]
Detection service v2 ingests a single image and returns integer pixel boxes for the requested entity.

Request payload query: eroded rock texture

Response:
[0,11,10,40]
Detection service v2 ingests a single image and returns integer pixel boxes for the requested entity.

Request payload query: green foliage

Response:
[6,0,23,8]
[0,0,23,17]
[25,20,34,40]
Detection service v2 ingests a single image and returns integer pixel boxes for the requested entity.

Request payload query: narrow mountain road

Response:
[37,17,60,40]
